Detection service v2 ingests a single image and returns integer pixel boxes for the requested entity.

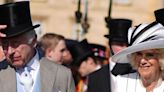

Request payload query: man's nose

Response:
[7,46,15,55]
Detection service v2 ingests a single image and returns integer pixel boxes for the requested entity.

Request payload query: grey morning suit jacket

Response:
[0,57,75,92]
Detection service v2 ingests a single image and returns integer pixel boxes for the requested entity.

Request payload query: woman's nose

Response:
[140,58,148,65]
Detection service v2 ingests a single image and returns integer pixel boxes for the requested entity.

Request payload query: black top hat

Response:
[105,19,132,44]
[154,8,164,26]
[90,43,107,60]
[65,39,78,51]
[0,1,40,38]
[71,39,93,66]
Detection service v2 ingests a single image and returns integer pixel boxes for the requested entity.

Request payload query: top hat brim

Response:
[111,39,164,63]
[104,34,128,43]
[2,24,40,38]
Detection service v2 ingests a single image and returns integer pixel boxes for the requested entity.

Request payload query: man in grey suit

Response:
[0,1,75,92]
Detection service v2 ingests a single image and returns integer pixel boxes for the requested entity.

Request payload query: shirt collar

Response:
[95,65,101,70]
[26,50,40,71]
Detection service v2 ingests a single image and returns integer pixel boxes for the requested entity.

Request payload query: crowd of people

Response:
[0,1,164,92]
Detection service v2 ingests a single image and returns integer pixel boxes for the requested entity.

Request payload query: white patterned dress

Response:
[113,72,164,92]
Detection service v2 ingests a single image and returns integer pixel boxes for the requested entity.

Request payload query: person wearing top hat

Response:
[112,21,164,92]
[88,18,135,92]
[0,1,75,92]
[71,39,102,92]
[107,19,136,76]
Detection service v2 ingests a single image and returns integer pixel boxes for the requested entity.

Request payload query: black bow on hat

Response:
[0,1,40,38]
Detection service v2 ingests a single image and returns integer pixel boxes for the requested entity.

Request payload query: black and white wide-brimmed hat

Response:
[111,22,164,63]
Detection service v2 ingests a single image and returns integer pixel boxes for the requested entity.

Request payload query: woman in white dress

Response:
[111,22,164,92]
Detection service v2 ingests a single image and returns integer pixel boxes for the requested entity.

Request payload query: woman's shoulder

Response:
[115,72,139,83]
[113,72,139,92]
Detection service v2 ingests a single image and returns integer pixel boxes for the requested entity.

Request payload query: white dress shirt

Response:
[16,51,40,92]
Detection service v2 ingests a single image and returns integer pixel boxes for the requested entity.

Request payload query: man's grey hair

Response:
[24,30,36,44]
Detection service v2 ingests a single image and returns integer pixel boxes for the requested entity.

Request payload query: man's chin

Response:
[11,61,23,69]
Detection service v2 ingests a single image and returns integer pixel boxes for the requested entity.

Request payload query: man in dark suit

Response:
[88,18,135,92]
[0,1,75,92]
[71,39,106,92]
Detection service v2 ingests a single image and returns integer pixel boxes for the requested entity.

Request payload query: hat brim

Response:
[111,39,164,63]
[2,24,40,38]
[104,34,128,43]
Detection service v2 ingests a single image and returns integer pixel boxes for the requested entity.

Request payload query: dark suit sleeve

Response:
[88,65,111,92]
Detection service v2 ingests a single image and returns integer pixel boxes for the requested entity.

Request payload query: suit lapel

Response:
[40,58,58,92]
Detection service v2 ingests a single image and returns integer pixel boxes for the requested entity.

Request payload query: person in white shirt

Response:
[0,1,75,92]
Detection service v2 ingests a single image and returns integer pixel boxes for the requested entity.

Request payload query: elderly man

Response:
[0,1,75,92]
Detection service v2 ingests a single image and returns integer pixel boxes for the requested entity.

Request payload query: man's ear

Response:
[32,35,37,48]
[45,48,53,58]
